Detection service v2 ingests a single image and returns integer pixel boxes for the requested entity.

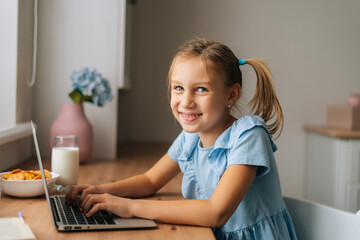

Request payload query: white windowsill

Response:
[0,122,32,145]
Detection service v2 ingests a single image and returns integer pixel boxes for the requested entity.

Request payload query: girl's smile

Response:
[179,112,202,122]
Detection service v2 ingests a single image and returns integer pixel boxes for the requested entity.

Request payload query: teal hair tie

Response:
[239,59,246,65]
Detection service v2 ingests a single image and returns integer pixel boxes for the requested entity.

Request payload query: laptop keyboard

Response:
[55,196,115,225]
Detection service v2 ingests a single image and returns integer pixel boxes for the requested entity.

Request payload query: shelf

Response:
[303,125,360,139]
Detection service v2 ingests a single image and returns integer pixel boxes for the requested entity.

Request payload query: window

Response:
[0,0,17,127]
[0,0,33,170]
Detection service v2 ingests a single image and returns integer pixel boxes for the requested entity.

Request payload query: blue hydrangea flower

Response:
[69,67,114,106]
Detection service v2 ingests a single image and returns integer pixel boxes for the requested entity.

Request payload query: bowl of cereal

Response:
[0,169,59,197]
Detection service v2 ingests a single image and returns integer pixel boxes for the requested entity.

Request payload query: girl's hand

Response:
[81,193,133,218]
[65,184,104,205]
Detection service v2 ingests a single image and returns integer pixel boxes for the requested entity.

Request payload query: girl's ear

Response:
[227,83,241,106]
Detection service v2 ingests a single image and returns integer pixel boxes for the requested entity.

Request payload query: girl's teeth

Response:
[182,113,200,121]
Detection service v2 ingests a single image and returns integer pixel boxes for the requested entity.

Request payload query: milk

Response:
[51,147,79,185]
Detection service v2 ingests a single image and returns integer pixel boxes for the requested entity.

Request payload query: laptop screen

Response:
[31,121,56,223]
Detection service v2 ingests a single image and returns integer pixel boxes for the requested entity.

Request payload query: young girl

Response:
[66,39,297,239]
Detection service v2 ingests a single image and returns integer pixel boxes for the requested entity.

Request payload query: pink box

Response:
[327,105,360,130]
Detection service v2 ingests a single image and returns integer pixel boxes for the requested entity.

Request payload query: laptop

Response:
[31,121,157,231]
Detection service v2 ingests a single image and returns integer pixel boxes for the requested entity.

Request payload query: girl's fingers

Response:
[80,189,90,203]
[86,203,103,217]
[81,194,91,213]
[82,193,99,214]
[80,186,100,203]
[80,194,132,218]
[81,194,111,216]
[64,187,74,203]
[66,185,83,204]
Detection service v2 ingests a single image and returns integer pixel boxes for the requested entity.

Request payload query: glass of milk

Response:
[51,135,79,193]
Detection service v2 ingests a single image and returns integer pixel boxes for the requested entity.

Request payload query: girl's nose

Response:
[180,92,195,108]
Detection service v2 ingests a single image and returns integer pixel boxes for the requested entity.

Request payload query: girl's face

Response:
[170,57,234,142]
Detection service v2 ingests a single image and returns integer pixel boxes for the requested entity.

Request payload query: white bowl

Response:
[0,171,59,197]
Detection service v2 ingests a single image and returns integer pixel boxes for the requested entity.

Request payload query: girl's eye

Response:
[173,86,183,91]
[197,87,208,93]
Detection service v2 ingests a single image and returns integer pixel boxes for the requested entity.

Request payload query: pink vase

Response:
[50,103,93,163]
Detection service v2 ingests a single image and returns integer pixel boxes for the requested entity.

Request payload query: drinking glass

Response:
[51,135,79,193]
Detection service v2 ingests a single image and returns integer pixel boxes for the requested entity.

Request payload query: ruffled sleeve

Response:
[208,115,277,177]
[168,131,203,199]
[168,130,199,162]
[227,126,275,176]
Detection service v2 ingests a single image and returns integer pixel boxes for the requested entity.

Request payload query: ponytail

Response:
[245,59,284,138]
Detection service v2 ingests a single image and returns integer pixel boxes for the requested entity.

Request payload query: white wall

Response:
[0,1,18,125]
[118,0,360,198]
[33,0,122,159]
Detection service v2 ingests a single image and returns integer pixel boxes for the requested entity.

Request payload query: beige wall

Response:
[118,0,360,198]
[28,0,360,198]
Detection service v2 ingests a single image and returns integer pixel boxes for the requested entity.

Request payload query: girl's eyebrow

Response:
[171,79,212,85]
[170,80,182,84]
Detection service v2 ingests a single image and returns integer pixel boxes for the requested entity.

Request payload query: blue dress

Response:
[168,115,297,240]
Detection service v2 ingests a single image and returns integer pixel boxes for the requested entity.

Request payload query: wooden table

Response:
[0,143,215,240]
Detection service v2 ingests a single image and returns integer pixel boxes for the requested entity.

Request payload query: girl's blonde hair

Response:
[168,39,284,137]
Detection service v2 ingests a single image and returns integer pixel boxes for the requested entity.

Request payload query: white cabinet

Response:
[304,126,360,212]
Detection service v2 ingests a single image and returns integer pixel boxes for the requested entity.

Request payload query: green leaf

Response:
[69,89,83,104]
